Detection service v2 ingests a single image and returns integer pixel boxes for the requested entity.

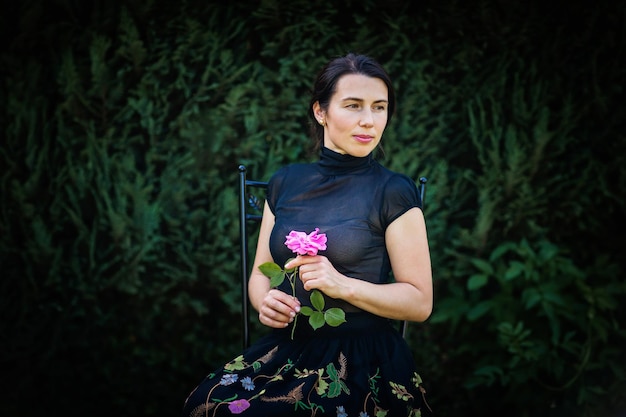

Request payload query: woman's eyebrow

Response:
[340,97,388,103]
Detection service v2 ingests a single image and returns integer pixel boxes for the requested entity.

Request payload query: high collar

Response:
[317,146,373,176]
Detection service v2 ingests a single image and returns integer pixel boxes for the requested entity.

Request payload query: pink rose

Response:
[228,399,250,414]
[284,228,327,256]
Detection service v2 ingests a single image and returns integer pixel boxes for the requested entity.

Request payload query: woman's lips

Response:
[353,135,374,143]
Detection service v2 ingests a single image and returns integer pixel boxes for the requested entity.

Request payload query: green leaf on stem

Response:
[309,311,325,330]
[310,289,325,311]
[259,262,285,287]
[324,308,346,327]
[300,306,314,316]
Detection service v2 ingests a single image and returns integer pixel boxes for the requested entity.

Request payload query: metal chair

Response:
[238,164,427,348]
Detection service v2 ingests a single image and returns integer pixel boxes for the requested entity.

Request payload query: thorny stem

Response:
[290,314,299,340]
[287,268,299,339]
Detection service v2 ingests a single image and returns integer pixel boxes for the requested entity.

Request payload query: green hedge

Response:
[1,1,624,416]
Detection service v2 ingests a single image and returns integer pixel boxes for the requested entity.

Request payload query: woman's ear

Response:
[312,101,323,120]
[312,101,326,126]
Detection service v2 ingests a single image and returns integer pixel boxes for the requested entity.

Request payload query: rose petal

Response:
[284,229,327,256]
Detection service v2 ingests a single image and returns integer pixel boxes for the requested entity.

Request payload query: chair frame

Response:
[238,164,427,348]
[238,165,268,349]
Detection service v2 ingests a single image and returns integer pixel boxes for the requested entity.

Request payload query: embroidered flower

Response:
[228,399,250,414]
[220,373,239,386]
[241,376,255,391]
[359,412,370,417]
[284,228,327,256]
[390,381,412,401]
[411,372,423,387]
[336,405,348,417]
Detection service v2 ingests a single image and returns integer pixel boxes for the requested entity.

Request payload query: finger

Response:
[259,312,291,328]
[285,255,320,269]
[285,296,301,313]
[299,270,318,288]
[302,279,317,291]
[270,290,301,315]
[265,291,299,317]
[259,303,293,328]
[270,289,300,308]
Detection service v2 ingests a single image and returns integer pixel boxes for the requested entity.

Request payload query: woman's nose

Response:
[359,109,374,126]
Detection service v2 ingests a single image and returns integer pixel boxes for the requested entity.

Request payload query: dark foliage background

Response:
[1,0,624,416]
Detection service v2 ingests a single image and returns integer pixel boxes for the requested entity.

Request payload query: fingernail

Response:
[295,306,300,313]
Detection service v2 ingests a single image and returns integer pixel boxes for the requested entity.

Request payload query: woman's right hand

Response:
[258,289,301,328]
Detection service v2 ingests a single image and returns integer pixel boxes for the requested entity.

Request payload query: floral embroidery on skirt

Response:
[182,313,429,417]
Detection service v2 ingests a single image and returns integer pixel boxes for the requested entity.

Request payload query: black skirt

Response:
[182,312,430,417]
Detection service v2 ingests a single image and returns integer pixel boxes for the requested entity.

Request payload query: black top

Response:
[267,147,423,313]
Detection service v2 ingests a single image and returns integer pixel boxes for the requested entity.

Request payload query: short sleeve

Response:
[380,174,422,229]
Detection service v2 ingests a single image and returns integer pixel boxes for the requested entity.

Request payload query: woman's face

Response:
[313,74,389,157]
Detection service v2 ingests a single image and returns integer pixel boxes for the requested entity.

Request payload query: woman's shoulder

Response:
[373,163,423,224]
[373,161,418,192]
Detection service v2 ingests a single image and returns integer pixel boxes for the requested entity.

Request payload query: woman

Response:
[182,53,433,417]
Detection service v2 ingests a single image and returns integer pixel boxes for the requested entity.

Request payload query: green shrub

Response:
[1,1,624,416]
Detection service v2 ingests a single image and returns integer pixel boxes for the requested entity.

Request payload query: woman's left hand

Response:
[285,255,348,299]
